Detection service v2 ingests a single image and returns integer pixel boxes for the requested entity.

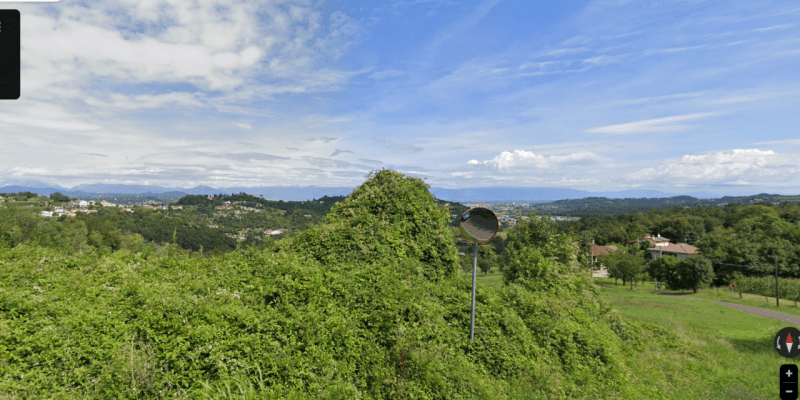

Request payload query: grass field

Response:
[596,277,793,399]
[472,272,796,399]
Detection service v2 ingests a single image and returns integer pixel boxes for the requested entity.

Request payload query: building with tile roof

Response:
[649,242,699,259]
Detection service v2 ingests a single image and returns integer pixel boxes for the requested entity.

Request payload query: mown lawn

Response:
[666,282,800,318]
[464,268,504,290]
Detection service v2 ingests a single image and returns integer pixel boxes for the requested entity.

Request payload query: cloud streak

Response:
[584,112,724,135]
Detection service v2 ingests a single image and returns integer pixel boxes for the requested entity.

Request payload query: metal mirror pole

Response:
[470,243,478,342]
[458,206,499,344]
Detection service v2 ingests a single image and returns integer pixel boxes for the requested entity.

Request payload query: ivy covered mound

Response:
[0,169,687,399]
[278,169,459,280]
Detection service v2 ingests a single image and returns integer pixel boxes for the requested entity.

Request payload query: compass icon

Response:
[776,327,800,359]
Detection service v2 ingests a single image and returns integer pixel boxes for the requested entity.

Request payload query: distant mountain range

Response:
[0,180,358,202]
[427,187,721,202]
[0,179,789,203]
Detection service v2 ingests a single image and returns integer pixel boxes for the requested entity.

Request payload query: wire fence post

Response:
[775,254,779,308]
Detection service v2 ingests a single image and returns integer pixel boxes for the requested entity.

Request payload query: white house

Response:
[78,200,88,207]
[41,211,53,217]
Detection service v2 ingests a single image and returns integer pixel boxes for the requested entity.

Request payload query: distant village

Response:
[35,199,180,217]
[462,202,581,226]
[0,195,289,241]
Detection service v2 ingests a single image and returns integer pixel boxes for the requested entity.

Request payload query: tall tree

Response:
[666,257,715,293]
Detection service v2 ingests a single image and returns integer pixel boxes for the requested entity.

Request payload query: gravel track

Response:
[658,294,800,328]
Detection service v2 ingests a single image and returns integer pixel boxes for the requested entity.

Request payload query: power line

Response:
[712,261,799,272]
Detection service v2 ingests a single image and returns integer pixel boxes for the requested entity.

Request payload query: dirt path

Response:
[658,294,800,328]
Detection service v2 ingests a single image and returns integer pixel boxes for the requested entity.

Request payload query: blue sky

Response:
[1,0,799,196]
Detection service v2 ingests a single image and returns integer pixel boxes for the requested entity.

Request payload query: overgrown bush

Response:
[1,170,692,399]
[279,169,459,280]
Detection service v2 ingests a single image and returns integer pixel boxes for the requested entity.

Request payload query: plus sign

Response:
[787,370,794,378]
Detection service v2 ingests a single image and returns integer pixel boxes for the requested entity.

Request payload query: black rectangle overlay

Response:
[0,10,20,100]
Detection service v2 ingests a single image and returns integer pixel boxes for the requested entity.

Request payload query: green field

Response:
[467,271,795,397]
[541,277,794,398]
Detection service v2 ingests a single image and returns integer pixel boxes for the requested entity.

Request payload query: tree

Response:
[646,255,678,284]
[16,191,38,200]
[478,245,497,276]
[478,258,492,276]
[49,192,72,202]
[665,256,715,293]
[616,253,644,290]
[602,248,643,288]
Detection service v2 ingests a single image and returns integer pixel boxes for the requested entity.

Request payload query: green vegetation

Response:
[1,169,681,399]
[665,257,715,293]
[536,192,800,217]
[2,173,798,398]
[560,201,800,284]
[734,274,800,306]
[49,192,74,202]
[599,246,648,289]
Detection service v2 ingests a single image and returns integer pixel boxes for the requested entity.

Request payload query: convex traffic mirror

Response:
[458,207,500,245]
[458,206,499,342]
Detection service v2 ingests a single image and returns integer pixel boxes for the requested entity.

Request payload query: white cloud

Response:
[0,114,102,131]
[85,92,206,111]
[468,150,607,169]
[10,167,50,176]
[584,112,723,135]
[626,149,800,184]
[368,69,408,80]
[580,55,623,66]
[540,47,590,57]
[601,91,710,107]
[698,91,793,105]
[20,0,364,110]
[752,139,800,145]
